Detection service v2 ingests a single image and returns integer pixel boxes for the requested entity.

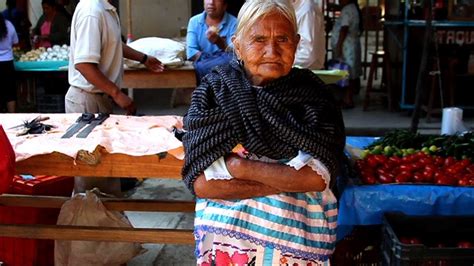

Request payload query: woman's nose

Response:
[264,41,280,57]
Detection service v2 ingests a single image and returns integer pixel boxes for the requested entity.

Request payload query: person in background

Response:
[31,0,70,48]
[0,12,18,112]
[186,0,237,82]
[182,0,345,264]
[66,0,163,195]
[55,0,74,21]
[2,0,30,50]
[292,0,326,70]
[330,0,362,109]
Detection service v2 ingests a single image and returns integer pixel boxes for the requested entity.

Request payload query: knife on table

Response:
[61,113,95,138]
[76,113,110,138]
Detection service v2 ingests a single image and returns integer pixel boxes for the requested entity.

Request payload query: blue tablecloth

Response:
[14,61,68,71]
[338,136,474,239]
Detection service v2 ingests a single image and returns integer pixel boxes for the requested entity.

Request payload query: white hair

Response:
[234,0,298,41]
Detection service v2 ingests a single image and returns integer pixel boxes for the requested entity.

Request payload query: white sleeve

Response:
[203,157,234,181]
[340,5,354,27]
[286,150,331,189]
[294,12,316,68]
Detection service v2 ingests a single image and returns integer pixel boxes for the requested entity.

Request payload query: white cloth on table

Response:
[1,114,184,162]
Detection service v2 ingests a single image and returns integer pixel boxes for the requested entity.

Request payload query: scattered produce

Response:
[355,130,474,186]
[17,44,70,62]
[356,152,474,186]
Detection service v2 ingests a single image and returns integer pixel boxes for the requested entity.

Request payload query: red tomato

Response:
[445,165,463,175]
[457,241,473,248]
[424,164,438,173]
[459,159,471,168]
[366,155,379,167]
[444,157,456,167]
[411,162,424,171]
[435,175,456,186]
[395,172,412,183]
[434,156,445,166]
[383,160,397,170]
[389,156,402,164]
[418,156,433,165]
[458,178,470,186]
[361,175,376,185]
[466,164,474,174]
[400,237,422,245]
[402,155,416,163]
[413,171,425,183]
[378,172,394,184]
[422,168,434,180]
[399,164,414,172]
[374,154,388,164]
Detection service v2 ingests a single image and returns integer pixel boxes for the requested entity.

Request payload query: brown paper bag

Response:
[55,189,143,266]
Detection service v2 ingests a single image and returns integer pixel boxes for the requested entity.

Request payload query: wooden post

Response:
[126,0,133,43]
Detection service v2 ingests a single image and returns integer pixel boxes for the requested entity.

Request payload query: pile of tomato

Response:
[355,151,474,186]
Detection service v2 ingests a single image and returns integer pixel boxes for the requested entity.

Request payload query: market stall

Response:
[339,136,474,239]
[0,113,194,244]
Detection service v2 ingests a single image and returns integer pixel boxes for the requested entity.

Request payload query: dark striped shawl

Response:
[182,60,346,194]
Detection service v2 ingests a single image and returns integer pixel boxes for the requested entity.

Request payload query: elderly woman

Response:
[182,0,345,265]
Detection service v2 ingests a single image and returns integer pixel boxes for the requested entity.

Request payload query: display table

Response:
[0,113,194,244]
[338,136,474,239]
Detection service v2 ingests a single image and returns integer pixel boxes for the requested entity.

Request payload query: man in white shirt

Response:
[292,0,326,70]
[66,0,163,116]
[66,0,164,195]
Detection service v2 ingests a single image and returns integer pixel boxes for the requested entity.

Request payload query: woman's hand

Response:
[226,154,327,193]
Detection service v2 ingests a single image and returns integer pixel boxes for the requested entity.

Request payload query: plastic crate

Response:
[36,94,65,113]
[0,175,74,266]
[382,212,474,266]
[332,225,383,266]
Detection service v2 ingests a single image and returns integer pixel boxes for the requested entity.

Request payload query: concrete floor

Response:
[121,84,474,265]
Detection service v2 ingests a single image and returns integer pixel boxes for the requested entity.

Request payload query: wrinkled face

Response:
[233,12,299,86]
[204,0,227,19]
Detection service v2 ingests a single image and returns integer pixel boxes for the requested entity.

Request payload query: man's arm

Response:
[74,62,136,115]
[122,43,164,72]
[335,26,348,59]
[186,18,202,61]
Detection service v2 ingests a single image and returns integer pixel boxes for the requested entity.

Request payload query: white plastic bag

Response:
[125,37,186,68]
[55,189,143,266]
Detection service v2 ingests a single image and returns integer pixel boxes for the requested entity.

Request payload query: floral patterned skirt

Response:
[197,232,331,266]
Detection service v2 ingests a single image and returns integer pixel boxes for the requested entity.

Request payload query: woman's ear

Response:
[232,35,241,59]
[295,33,301,46]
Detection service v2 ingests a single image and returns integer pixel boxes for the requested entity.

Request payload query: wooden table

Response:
[0,149,194,244]
[15,63,197,110]
[123,63,196,89]
[0,114,195,245]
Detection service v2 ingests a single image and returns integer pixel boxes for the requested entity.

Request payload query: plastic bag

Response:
[55,189,143,266]
[327,59,350,87]
[0,125,15,193]
[125,37,186,68]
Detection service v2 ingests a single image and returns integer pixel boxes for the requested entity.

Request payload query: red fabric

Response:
[0,125,15,193]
